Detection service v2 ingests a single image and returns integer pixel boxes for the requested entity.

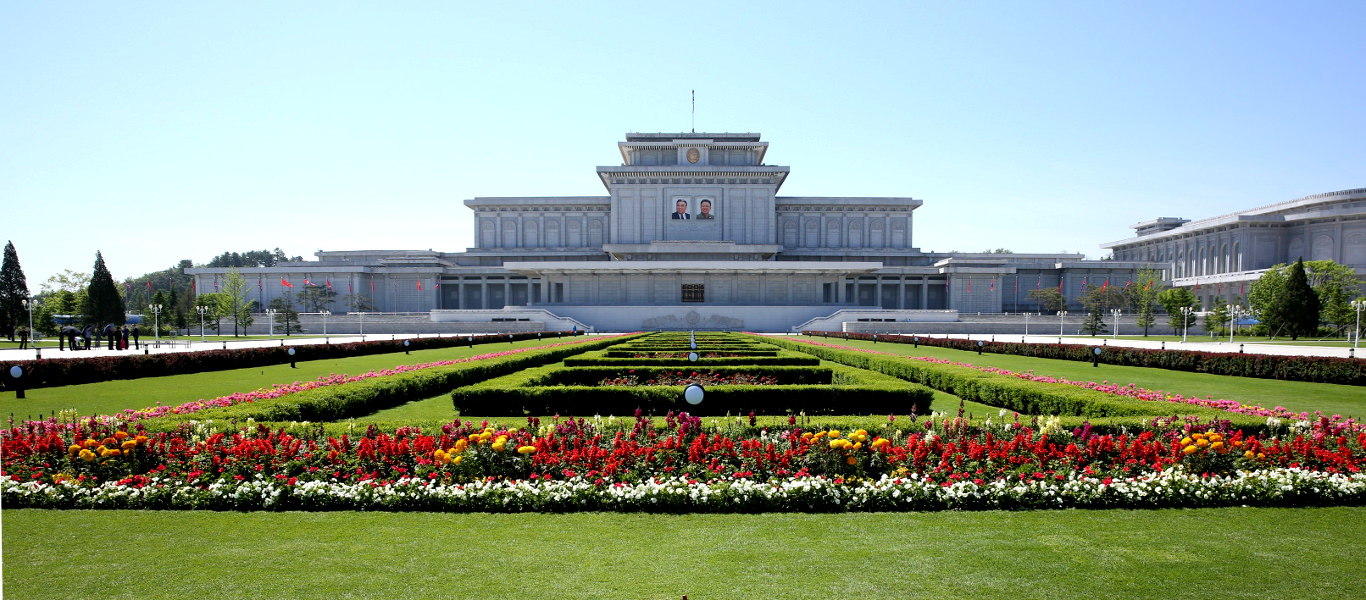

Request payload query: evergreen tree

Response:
[1268,258,1320,340]
[0,241,30,340]
[1080,311,1106,336]
[83,251,125,327]
[1157,288,1199,335]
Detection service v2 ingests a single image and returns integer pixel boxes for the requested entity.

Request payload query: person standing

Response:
[105,323,116,350]
[120,325,130,350]
[82,325,93,350]
[18,326,29,349]
[132,325,140,350]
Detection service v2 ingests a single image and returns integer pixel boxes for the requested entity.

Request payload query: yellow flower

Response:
[1211,441,1225,452]
[113,431,129,440]
[1245,450,1256,460]
[452,456,463,465]
[491,442,506,452]
[1182,445,1198,455]
[68,444,82,456]
[829,439,843,449]
[852,442,863,451]
[121,440,137,450]
[79,449,96,462]
[453,440,468,453]
[845,456,857,465]
[1195,438,1210,448]
[828,430,841,439]
[1180,437,1193,446]
[106,449,121,457]
[517,445,536,455]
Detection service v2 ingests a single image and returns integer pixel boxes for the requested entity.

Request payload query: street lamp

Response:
[1352,299,1365,349]
[1023,312,1029,337]
[1180,306,1195,343]
[196,305,209,342]
[1228,305,1245,344]
[1058,310,1068,341]
[148,304,162,348]
[321,309,330,341]
[266,309,276,339]
[22,297,36,353]
[1111,308,1122,339]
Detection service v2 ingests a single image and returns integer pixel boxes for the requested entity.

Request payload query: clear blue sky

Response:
[3,1,1363,288]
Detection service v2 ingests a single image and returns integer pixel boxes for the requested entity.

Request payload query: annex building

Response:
[1103,188,1366,308]
[188,132,1146,332]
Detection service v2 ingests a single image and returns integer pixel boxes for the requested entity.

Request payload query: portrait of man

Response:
[697,199,714,219]
[672,199,690,219]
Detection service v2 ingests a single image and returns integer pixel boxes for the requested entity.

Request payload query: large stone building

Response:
[1103,187,1366,308]
[188,132,1146,332]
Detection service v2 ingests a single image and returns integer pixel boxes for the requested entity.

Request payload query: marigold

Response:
[1180,437,1193,446]
[845,456,857,465]
[78,449,96,462]
[1196,438,1210,448]
[68,444,82,456]
[113,431,129,440]
[1182,445,1199,455]
[828,430,841,439]
[517,445,536,455]
[1245,450,1256,460]
[121,440,138,450]
[492,442,506,452]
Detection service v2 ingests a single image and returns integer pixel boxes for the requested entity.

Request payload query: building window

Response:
[681,284,705,303]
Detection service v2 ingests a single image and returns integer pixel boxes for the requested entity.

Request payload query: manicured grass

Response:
[812,337,1366,419]
[4,507,1363,599]
[0,338,583,421]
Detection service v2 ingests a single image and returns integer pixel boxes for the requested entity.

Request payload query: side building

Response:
[1102,188,1366,308]
[188,131,1148,332]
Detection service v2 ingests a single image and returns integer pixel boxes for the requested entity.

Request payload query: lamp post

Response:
[148,304,162,348]
[22,297,36,350]
[1352,299,1365,349]
[1023,312,1029,337]
[357,311,365,338]
[1228,305,1244,344]
[196,305,208,342]
[1111,308,1122,339]
[321,309,330,341]
[266,309,276,339]
[1181,306,1195,343]
[1058,310,1068,340]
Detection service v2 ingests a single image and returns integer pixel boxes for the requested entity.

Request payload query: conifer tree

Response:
[83,251,125,327]
[1267,258,1320,340]
[0,241,29,340]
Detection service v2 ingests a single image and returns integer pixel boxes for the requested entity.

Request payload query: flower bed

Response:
[2,414,1361,511]
[597,372,780,387]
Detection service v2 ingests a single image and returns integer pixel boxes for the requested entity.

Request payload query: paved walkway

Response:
[779,332,1364,360]
[4,331,1360,364]
[0,333,495,363]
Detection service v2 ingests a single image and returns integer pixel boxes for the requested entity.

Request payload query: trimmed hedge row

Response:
[143,334,645,424]
[568,349,814,369]
[803,330,1366,386]
[765,335,1263,426]
[452,363,933,417]
[537,365,835,386]
[2,331,581,391]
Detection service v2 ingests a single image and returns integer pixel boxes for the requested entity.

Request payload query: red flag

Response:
[417,280,423,291]
[1217,282,1222,295]
[282,278,294,289]
[304,278,314,287]
[326,279,332,291]
[1240,282,1245,296]
[348,282,353,294]
[1194,281,1199,293]
[191,280,196,292]
[1036,276,1041,290]
[1058,279,1063,292]
[258,278,263,293]
[990,279,995,292]
[146,281,153,290]
[1101,279,1108,292]
[370,281,375,293]
[967,279,971,293]
[1144,281,1152,291]
[125,282,131,291]
[214,276,219,292]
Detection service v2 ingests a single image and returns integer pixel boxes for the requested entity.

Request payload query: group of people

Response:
[55,323,141,351]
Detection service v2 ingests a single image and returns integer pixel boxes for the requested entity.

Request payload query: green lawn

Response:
[0,337,582,421]
[4,507,1363,599]
[812,337,1366,419]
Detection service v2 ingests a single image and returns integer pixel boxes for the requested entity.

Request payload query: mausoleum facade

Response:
[188,132,1146,331]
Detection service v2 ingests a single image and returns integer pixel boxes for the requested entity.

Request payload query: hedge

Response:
[804,330,1366,386]
[1,331,582,391]
[764,335,1264,427]
[565,351,818,367]
[142,334,645,424]
[452,362,933,417]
